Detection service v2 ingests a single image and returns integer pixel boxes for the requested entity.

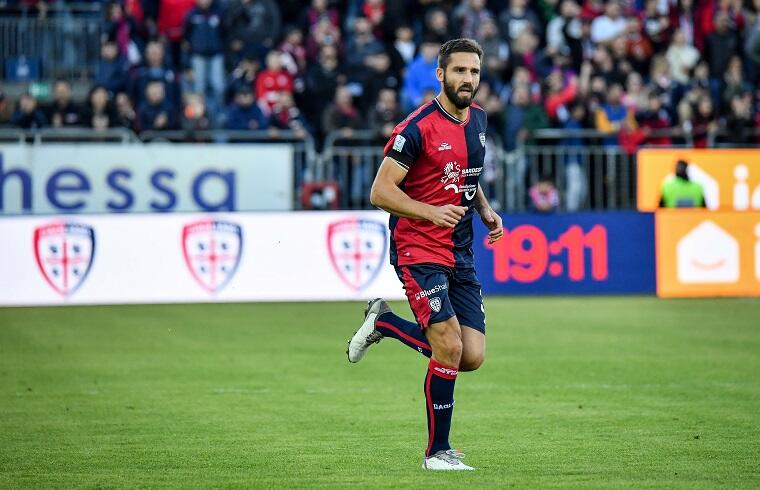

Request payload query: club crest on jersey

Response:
[182,219,242,293]
[479,132,486,147]
[34,222,95,297]
[429,296,442,313]
[327,218,387,292]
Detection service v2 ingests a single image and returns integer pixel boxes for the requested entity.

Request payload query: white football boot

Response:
[423,449,474,471]
[346,298,390,363]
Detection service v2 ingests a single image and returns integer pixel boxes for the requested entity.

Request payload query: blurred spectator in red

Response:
[690,94,717,147]
[137,80,177,131]
[591,0,627,45]
[185,0,225,113]
[666,27,700,86]
[544,70,577,122]
[157,0,196,65]
[322,85,363,136]
[625,18,654,75]
[45,79,82,128]
[529,178,560,212]
[102,0,143,66]
[637,91,672,145]
[368,87,401,140]
[256,50,294,114]
[96,40,128,95]
[11,93,47,129]
[363,0,387,39]
[81,86,118,130]
[499,0,543,48]
[268,92,310,137]
[224,85,268,130]
[454,0,495,39]
[131,41,181,109]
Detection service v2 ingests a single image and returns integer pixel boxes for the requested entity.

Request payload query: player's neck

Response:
[435,94,469,123]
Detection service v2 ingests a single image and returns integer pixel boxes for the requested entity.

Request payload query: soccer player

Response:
[346,38,503,471]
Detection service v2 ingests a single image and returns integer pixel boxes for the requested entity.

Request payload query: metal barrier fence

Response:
[2,126,745,212]
[0,15,102,80]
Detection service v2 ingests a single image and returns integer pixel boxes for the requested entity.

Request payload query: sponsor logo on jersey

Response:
[327,218,387,291]
[438,142,452,151]
[34,222,95,297]
[440,162,482,200]
[182,219,242,293]
[392,134,406,152]
[414,283,448,300]
[429,296,442,312]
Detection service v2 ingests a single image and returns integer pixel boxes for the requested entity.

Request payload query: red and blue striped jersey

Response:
[383,98,487,268]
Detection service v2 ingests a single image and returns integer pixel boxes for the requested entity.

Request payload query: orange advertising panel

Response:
[638,149,760,211]
[655,210,760,297]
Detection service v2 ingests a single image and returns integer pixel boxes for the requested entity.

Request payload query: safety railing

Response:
[0,16,102,80]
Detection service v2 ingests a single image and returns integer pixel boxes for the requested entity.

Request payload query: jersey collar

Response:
[434,97,470,126]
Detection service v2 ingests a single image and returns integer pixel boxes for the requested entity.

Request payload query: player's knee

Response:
[460,353,484,372]
[436,334,463,366]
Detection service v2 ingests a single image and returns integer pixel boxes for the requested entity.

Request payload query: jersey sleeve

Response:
[383,121,422,171]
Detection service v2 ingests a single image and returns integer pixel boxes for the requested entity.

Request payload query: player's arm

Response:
[473,184,504,244]
[370,157,467,228]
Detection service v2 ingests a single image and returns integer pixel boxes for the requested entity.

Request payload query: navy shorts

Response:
[394,263,486,333]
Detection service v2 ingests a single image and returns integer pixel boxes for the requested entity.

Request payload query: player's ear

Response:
[436,67,444,82]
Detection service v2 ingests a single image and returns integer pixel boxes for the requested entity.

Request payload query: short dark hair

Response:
[438,38,483,71]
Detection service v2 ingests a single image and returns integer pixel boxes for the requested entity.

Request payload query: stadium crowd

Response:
[1,0,760,150]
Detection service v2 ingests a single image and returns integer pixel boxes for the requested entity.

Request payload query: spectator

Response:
[0,90,11,126]
[368,87,402,140]
[362,0,387,39]
[476,16,509,83]
[705,12,740,79]
[301,0,340,35]
[11,93,47,129]
[157,0,196,66]
[306,16,344,61]
[659,159,705,207]
[102,0,142,66]
[402,38,441,111]
[499,0,543,47]
[529,178,560,212]
[391,25,416,66]
[224,86,268,130]
[622,72,648,112]
[722,55,752,110]
[547,0,581,56]
[279,25,308,76]
[226,55,260,103]
[637,91,673,145]
[137,80,177,131]
[424,8,455,41]
[690,94,717,147]
[304,44,345,135]
[96,40,128,95]
[544,70,577,123]
[115,92,137,130]
[641,0,670,52]
[268,91,310,137]
[454,0,495,40]
[322,85,363,135]
[666,28,700,86]
[256,50,294,114]
[224,0,281,59]
[346,17,384,77]
[723,92,755,144]
[80,86,119,130]
[591,0,627,45]
[181,93,211,132]
[131,41,181,108]
[562,102,588,211]
[45,79,82,128]
[502,84,549,152]
[595,83,637,145]
[185,0,225,112]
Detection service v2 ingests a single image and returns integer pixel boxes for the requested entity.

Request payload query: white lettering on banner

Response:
[0,211,406,306]
[0,144,293,214]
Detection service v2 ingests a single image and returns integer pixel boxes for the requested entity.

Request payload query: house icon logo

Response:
[677,221,739,284]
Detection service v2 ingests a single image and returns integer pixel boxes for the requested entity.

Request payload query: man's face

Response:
[439,52,481,110]
[54,82,71,102]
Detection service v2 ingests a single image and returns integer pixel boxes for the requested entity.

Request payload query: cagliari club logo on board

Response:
[182,219,242,293]
[34,222,96,297]
[327,218,387,292]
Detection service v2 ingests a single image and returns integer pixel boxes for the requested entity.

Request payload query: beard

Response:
[442,74,479,110]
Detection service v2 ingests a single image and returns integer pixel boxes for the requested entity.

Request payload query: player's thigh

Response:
[394,264,456,329]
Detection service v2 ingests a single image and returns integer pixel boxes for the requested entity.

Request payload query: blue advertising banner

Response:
[474,211,655,294]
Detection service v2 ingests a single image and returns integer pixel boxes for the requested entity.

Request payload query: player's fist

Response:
[429,204,468,228]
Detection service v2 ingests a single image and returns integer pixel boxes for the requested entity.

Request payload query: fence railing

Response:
[3,126,750,212]
[0,16,102,80]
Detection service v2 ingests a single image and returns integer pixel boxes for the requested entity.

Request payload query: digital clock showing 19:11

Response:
[485,224,609,283]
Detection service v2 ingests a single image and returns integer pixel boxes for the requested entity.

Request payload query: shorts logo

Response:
[414,283,447,300]
[429,296,442,313]
[182,219,242,293]
[34,222,95,297]
[392,134,406,152]
[327,218,387,291]
[479,132,486,147]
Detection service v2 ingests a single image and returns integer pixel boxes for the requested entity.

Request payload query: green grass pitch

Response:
[1,297,759,488]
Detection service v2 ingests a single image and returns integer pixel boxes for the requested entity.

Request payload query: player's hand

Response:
[429,204,468,228]
[480,207,503,244]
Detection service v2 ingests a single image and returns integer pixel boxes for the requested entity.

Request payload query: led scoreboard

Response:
[474,212,656,294]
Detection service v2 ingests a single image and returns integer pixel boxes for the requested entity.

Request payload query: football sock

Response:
[424,359,458,457]
[376,311,432,358]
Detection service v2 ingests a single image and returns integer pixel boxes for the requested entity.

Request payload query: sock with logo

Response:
[424,358,458,457]
[376,311,432,358]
